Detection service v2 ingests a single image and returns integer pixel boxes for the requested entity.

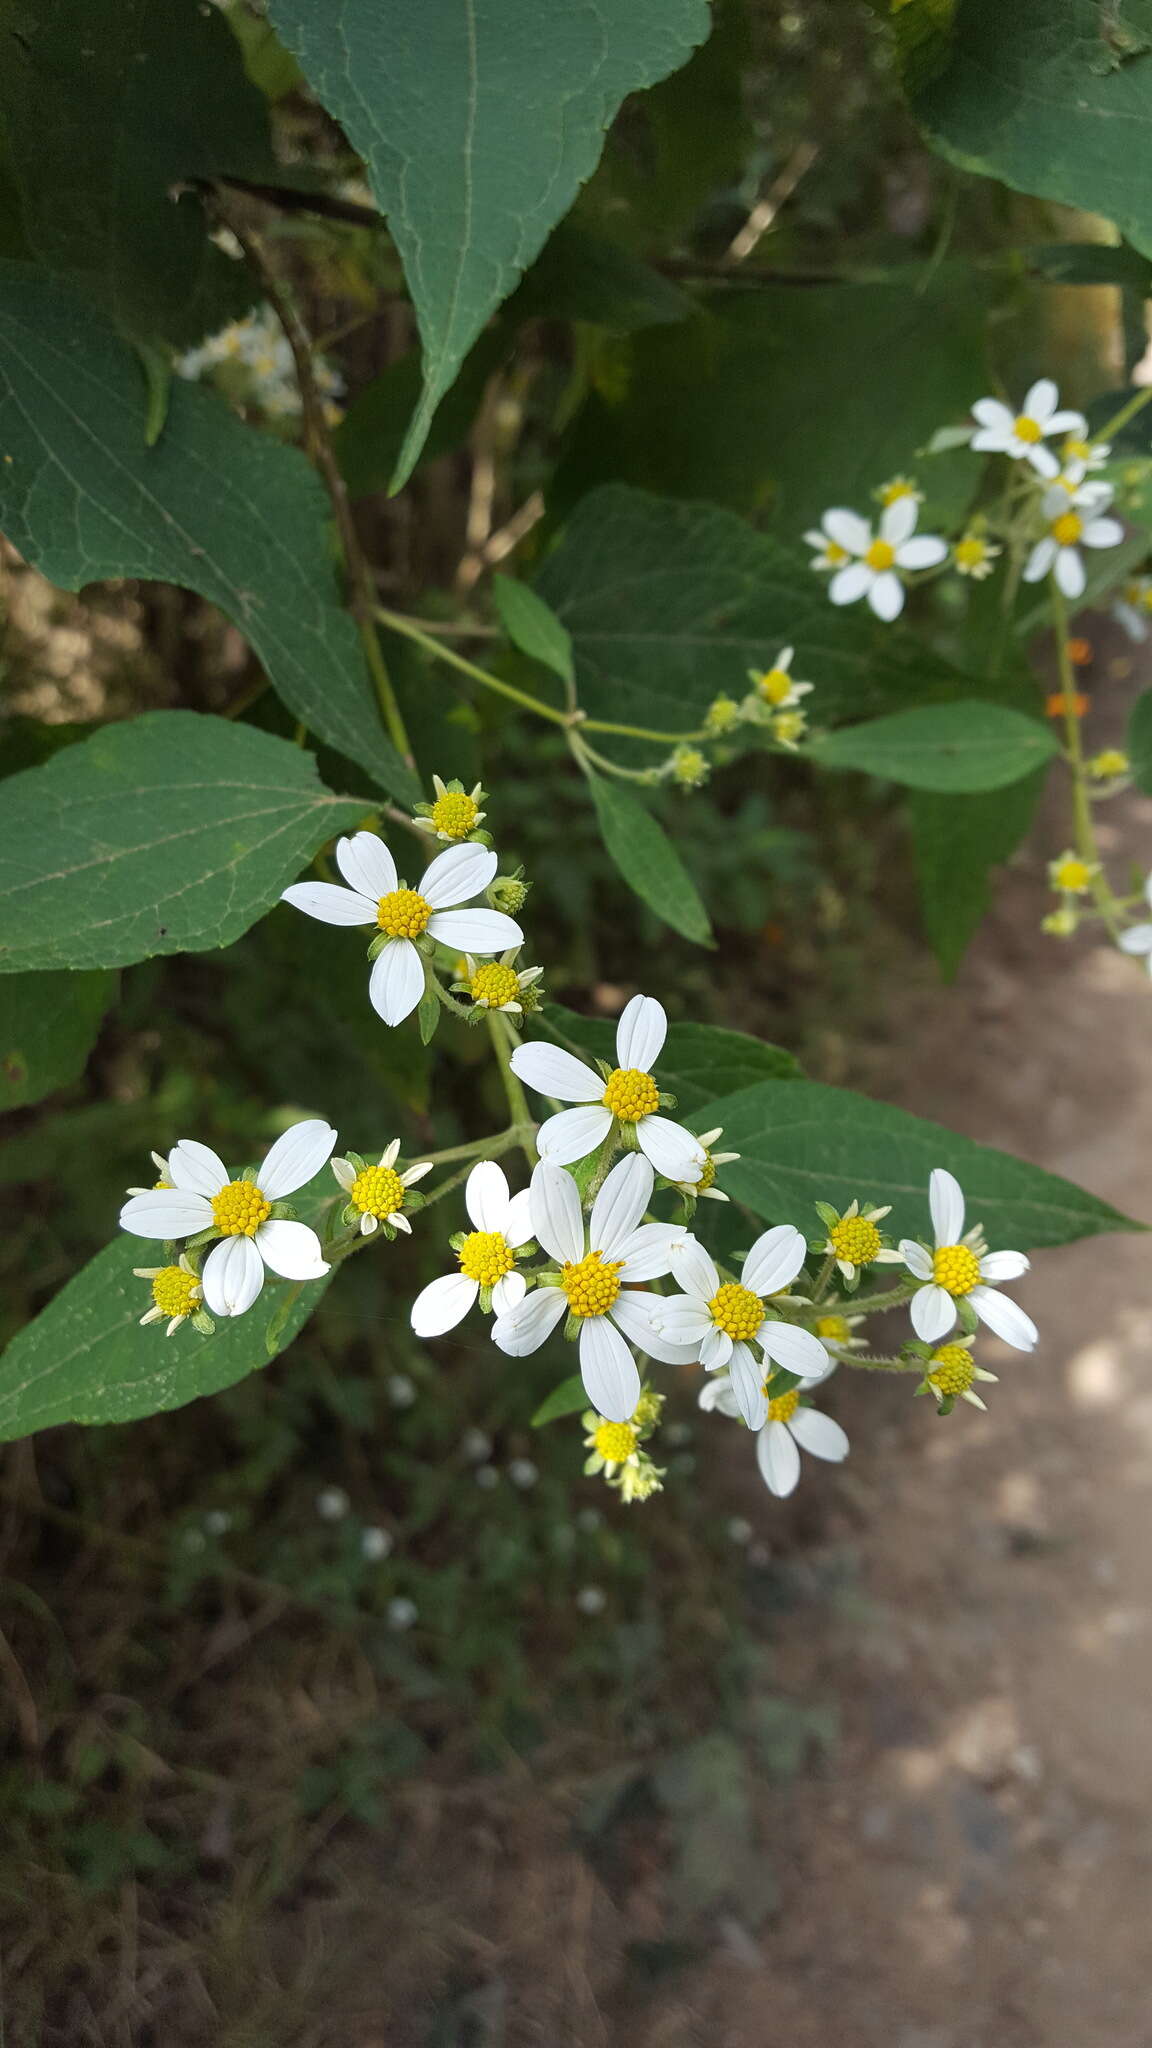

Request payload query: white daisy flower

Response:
[134,1252,207,1336]
[410,1159,534,1336]
[1118,872,1152,976]
[817,500,948,622]
[413,775,487,843]
[1060,432,1109,476]
[119,1119,337,1319]
[1112,575,1152,643]
[509,995,706,1184]
[651,1229,830,1427]
[700,1372,849,1498]
[898,1167,1037,1351]
[804,516,855,573]
[452,952,543,1015]
[331,1139,433,1236]
[747,646,814,712]
[281,832,523,1028]
[669,1126,740,1203]
[1022,483,1125,600]
[969,379,1088,478]
[491,1154,694,1422]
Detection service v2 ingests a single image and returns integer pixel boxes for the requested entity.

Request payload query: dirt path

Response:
[652,778,1152,2046]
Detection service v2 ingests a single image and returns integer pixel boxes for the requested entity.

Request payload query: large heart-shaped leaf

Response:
[695,1080,1142,1249]
[267,0,711,486]
[0,713,368,973]
[0,264,416,801]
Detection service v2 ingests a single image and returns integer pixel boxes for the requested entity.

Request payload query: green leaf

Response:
[554,272,988,531]
[0,968,117,1108]
[0,1229,332,1441]
[266,0,711,486]
[1130,687,1152,792]
[698,1080,1143,1250]
[586,774,712,946]
[911,0,1152,259]
[493,576,574,687]
[512,223,693,332]
[542,1004,800,1114]
[1027,240,1152,291]
[809,702,1058,793]
[536,485,1017,747]
[0,0,273,346]
[532,1373,588,1427]
[909,771,1046,979]
[0,713,368,973]
[0,265,417,803]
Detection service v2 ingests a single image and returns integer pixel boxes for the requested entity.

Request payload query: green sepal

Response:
[240,1165,260,1184]
[191,1310,216,1338]
[842,1267,862,1295]
[367,934,389,962]
[184,1226,219,1252]
[341,1202,359,1227]
[270,1200,296,1220]
[764,1366,801,1399]
[563,1311,582,1342]
[448,1231,468,1252]
[404,1189,426,1213]
[814,1201,841,1229]
[417,986,441,1045]
[264,1282,304,1358]
[934,1394,957,1418]
[479,1283,494,1313]
[657,1090,678,1110]
[532,1373,589,1426]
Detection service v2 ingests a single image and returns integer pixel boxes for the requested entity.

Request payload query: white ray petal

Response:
[491,1284,567,1356]
[969,1285,1038,1352]
[465,1159,511,1233]
[335,831,396,898]
[759,1320,830,1378]
[929,1167,965,1244]
[868,571,904,621]
[578,1316,641,1424]
[910,1284,957,1342]
[419,840,497,909]
[254,1219,329,1279]
[119,1189,214,1238]
[609,1291,703,1365]
[615,1222,682,1282]
[829,561,872,606]
[614,993,666,1073]
[502,1188,535,1249]
[508,1041,603,1102]
[741,1223,807,1299]
[426,908,523,954]
[166,1139,229,1196]
[491,1271,527,1316]
[635,1114,705,1183]
[589,1152,653,1257]
[535,1105,614,1165]
[529,1160,585,1265]
[410,1271,479,1337]
[258,1119,337,1199]
[669,1234,719,1300]
[201,1235,264,1317]
[979,1249,1029,1283]
[788,1407,849,1462]
[756,1419,801,1497]
[368,937,425,1026]
[823,508,871,554]
[728,1343,768,1429]
[280,881,376,926]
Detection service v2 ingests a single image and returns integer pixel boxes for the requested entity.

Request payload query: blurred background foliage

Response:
[0,0,1139,2037]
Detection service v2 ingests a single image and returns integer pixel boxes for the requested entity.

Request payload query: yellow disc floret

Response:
[1051,511,1082,547]
[816,1314,850,1344]
[1053,855,1092,893]
[758,666,793,706]
[697,1155,717,1192]
[377,887,432,938]
[865,539,897,572]
[458,1229,515,1286]
[151,1265,200,1317]
[351,1164,406,1220]
[829,1215,883,1265]
[430,790,479,840]
[825,541,849,565]
[561,1250,623,1318]
[1013,414,1043,444]
[470,962,520,1009]
[601,1067,660,1123]
[767,1388,800,1423]
[211,1180,271,1237]
[708,1282,764,1342]
[954,536,987,572]
[927,1343,975,1397]
[931,1243,982,1296]
[594,1420,638,1463]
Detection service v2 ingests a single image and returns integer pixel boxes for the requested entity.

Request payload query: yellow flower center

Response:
[211,1180,271,1237]
[816,1314,851,1343]
[1089,750,1128,779]
[151,1265,199,1317]
[469,962,520,1009]
[825,540,850,565]
[758,666,793,706]
[561,1250,623,1319]
[1053,856,1092,893]
[927,1343,975,1396]
[1064,437,1090,462]
[458,1229,515,1286]
[594,1420,638,1463]
[1013,414,1043,444]
[954,536,986,570]
[601,1067,660,1123]
[698,1154,717,1191]
[767,1388,800,1423]
[351,1164,406,1220]
[377,887,432,938]
[931,1243,982,1297]
[865,539,896,572]
[1051,511,1082,547]
[773,710,807,744]
[430,791,479,839]
[880,479,916,505]
[829,1216,883,1265]
[708,1282,764,1342]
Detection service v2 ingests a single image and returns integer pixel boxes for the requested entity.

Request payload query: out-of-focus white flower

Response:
[388,1374,417,1408]
[969,379,1087,477]
[509,995,705,1184]
[898,1168,1037,1351]
[813,500,948,621]
[1113,576,1152,642]
[120,1120,336,1318]
[700,1372,848,1498]
[316,1486,350,1521]
[575,1585,607,1615]
[953,532,1001,580]
[282,832,522,1027]
[1119,872,1152,975]
[387,1597,418,1630]
[1022,483,1124,600]
[361,1526,394,1561]
[747,646,813,712]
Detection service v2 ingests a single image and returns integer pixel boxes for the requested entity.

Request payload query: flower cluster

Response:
[176,304,345,424]
[117,777,1042,1512]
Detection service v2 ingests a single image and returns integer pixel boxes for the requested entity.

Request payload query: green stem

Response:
[570,732,659,785]
[579,715,707,745]
[1097,382,1152,444]
[846,1280,917,1315]
[377,606,570,728]
[419,1129,521,1167]
[842,1354,920,1373]
[424,966,473,1020]
[359,616,414,765]
[486,1012,537,1165]
[811,1251,837,1303]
